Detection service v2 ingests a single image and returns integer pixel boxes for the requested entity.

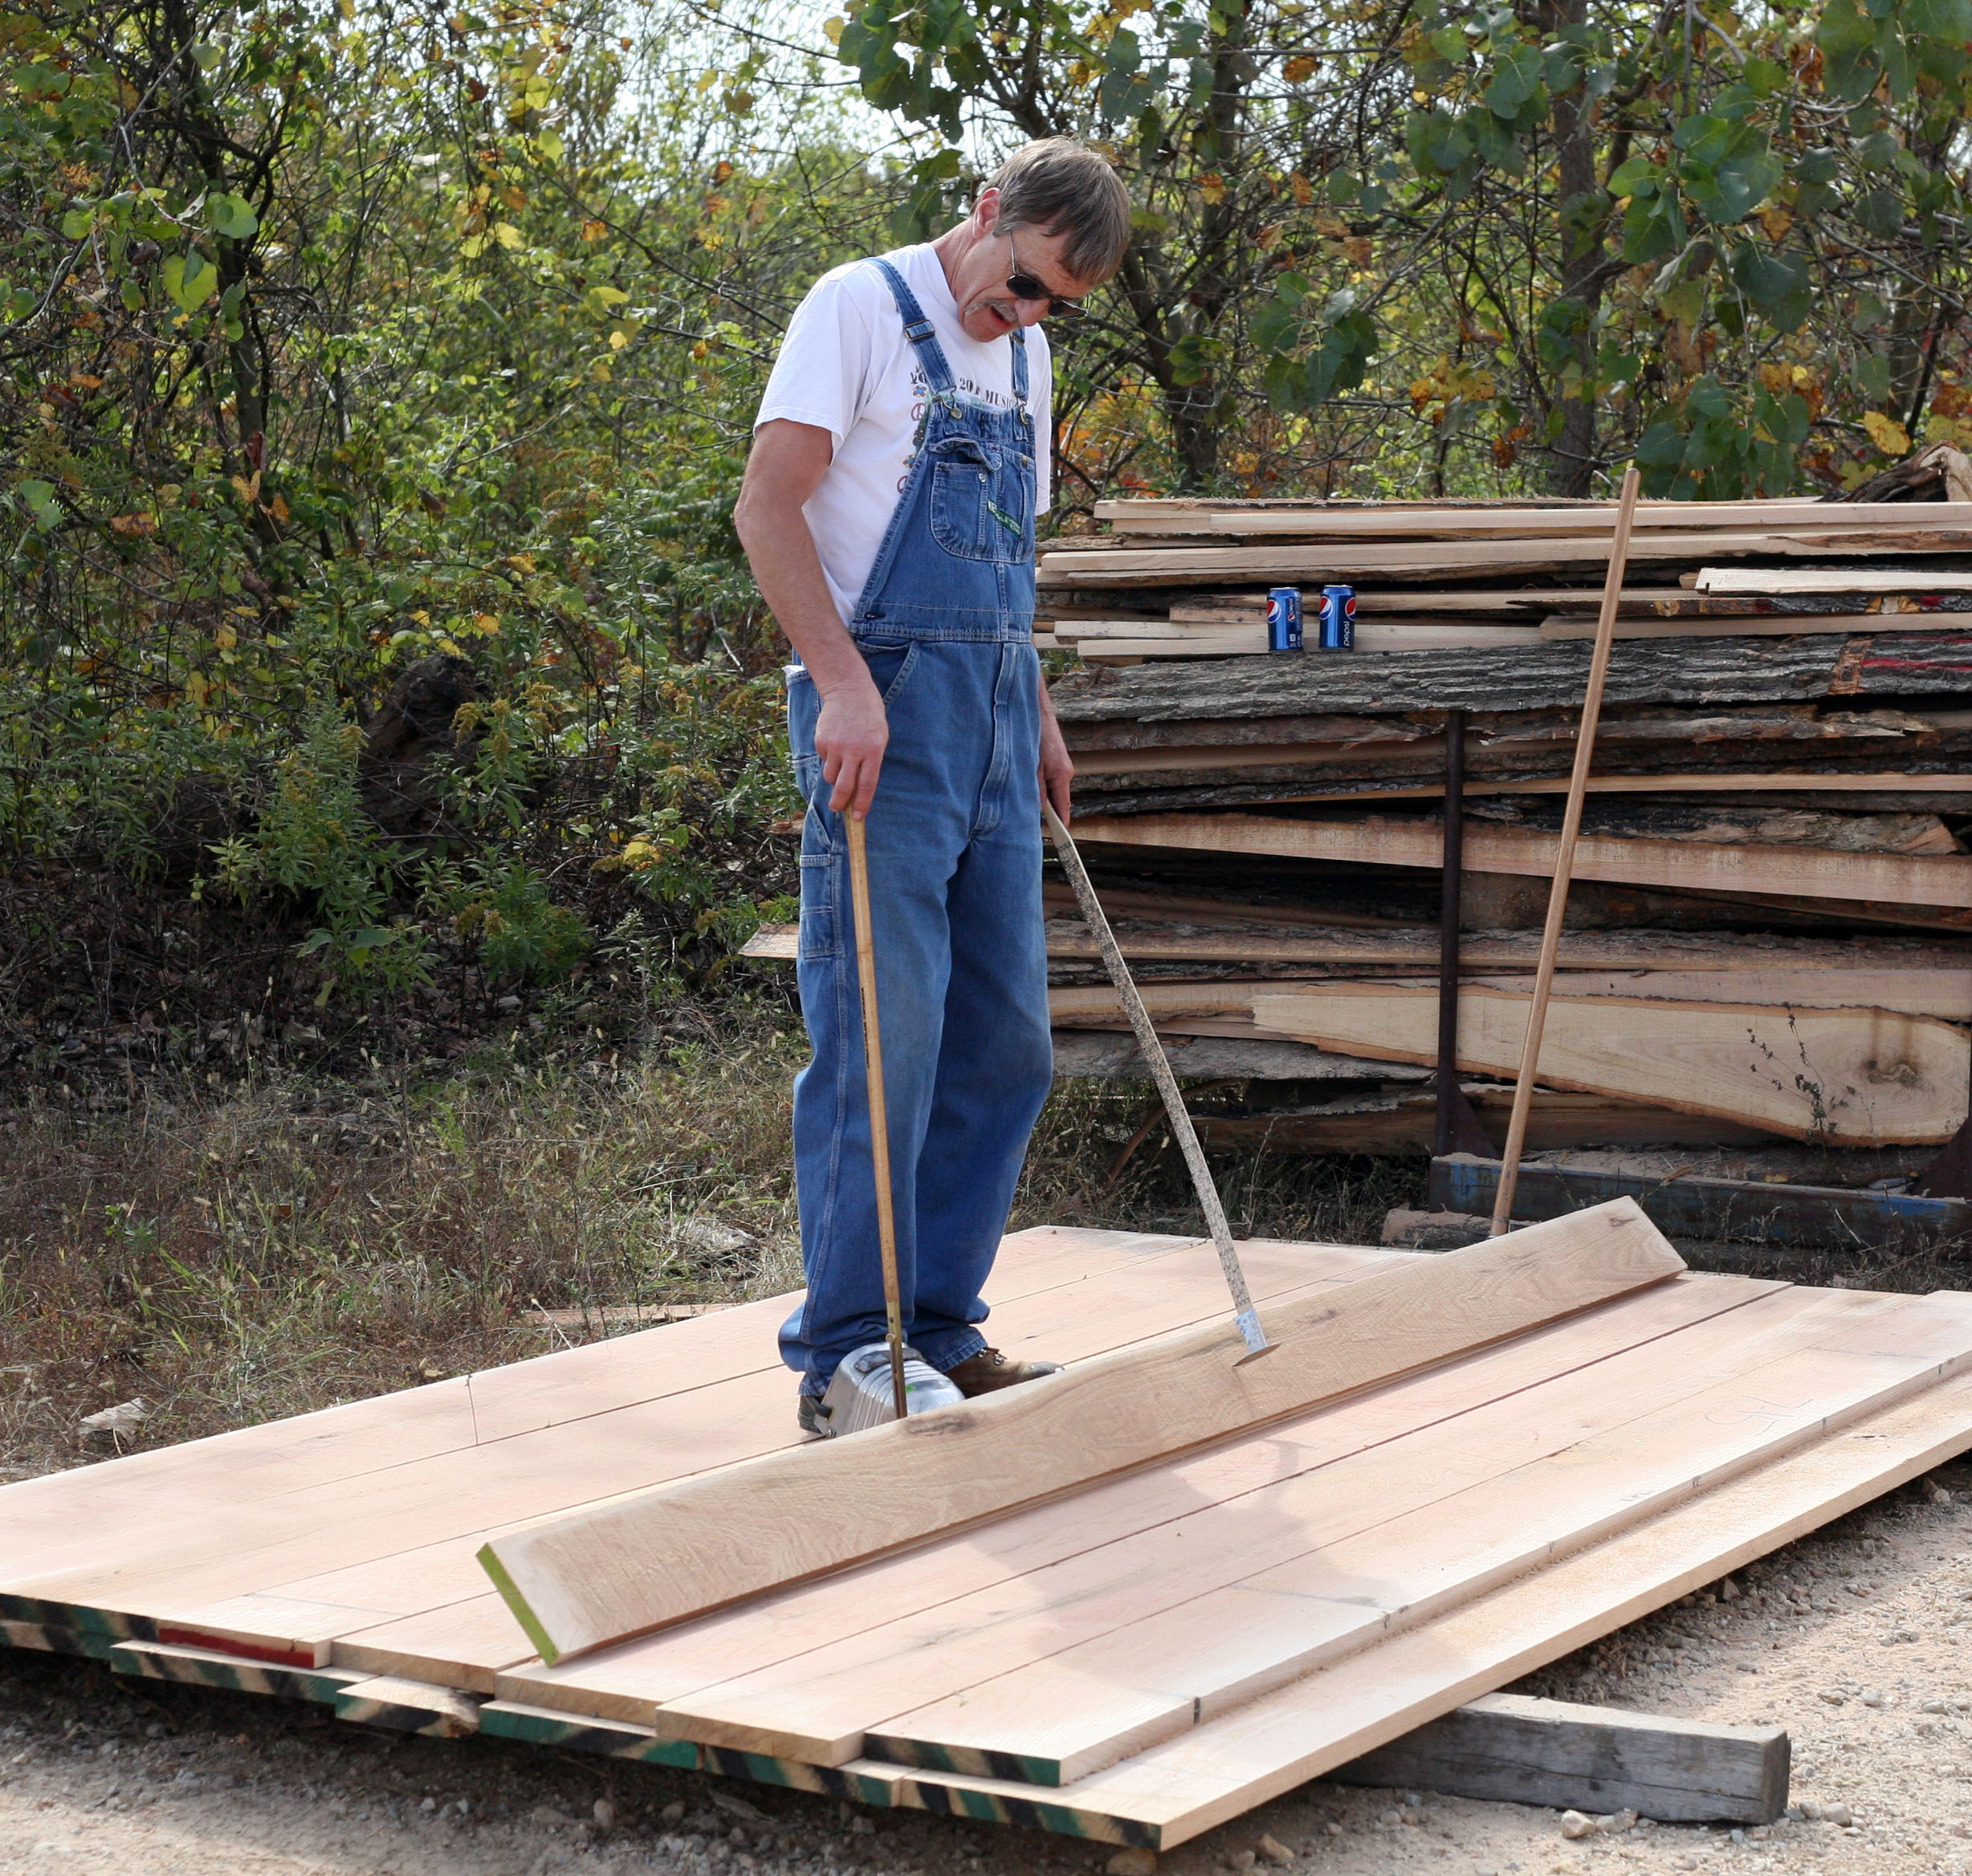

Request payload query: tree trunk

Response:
[1543,0,1604,497]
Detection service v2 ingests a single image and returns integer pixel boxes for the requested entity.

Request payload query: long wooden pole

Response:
[1489,467,1644,1237]
[844,814,909,1418]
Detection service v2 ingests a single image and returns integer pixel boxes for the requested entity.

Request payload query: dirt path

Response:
[5,1460,1972,1876]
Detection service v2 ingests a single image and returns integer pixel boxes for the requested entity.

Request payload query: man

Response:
[735,138,1131,1435]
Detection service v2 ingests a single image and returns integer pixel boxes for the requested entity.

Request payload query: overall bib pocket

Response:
[929,435,1032,564]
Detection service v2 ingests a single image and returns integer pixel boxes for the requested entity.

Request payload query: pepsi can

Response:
[1318,583,1356,650]
[1266,586,1302,652]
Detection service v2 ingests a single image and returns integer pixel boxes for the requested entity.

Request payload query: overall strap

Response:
[1010,325,1029,406]
[868,258,955,395]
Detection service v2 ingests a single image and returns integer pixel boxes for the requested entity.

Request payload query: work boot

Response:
[942,1347,1062,1398]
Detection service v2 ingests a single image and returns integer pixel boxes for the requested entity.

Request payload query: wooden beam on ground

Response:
[1329,1691,1788,1825]
[1250,985,1968,1144]
[476,1203,1685,1663]
[1070,810,1972,911]
[1428,1155,1972,1252]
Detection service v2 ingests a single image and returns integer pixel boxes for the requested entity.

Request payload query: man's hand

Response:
[817,671,889,818]
[736,418,894,814]
[1037,673,1074,825]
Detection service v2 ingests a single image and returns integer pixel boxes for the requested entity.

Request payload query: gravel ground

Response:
[5,1462,1972,1876]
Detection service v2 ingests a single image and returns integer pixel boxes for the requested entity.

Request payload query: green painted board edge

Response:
[702,1744,899,1807]
[109,1641,361,1706]
[895,1770,1162,1848]
[479,1701,699,1767]
[478,1542,560,1665]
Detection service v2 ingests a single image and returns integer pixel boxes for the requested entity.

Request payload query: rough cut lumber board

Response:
[333,1674,482,1737]
[1046,634,1972,723]
[1070,810,1972,910]
[650,1284,1848,1774]
[881,1352,1972,1847]
[1049,1030,1433,1083]
[1262,773,1972,805]
[1542,613,1897,641]
[1330,1691,1788,1823]
[1038,532,1972,586]
[492,1272,1772,1731]
[1697,566,1972,594]
[0,1227,1218,1641]
[862,1291,1972,1784]
[477,1203,1685,1663]
[238,1238,1420,1680]
[1251,985,1968,1144]
[1429,1156,1971,1254]
[1057,967,1972,1021]
[1095,498,1972,535]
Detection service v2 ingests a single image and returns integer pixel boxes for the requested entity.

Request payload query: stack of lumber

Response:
[1037,496,1972,1169]
[19,1206,1972,1847]
[1035,496,1972,661]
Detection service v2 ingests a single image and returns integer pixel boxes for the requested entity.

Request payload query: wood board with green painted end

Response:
[475,1201,1686,1662]
[1251,984,1968,1144]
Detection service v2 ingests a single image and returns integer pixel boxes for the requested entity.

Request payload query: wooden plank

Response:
[1428,1156,1971,1252]
[478,1699,700,1766]
[1251,773,1972,805]
[1331,1691,1789,1824]
[1057,967,1972,1021]
[477,1204,1685,1664]
[1070,810,1972,910]
[881,1355,1972,1848]
[108,1638,362,1706]
[1095,498,1972,533]
[1543,613,1897,641]
[1050,1031,1436,1083]
[1038,533,1972,588]
[333,1674,482,1737]
[863,1291,1972,1785]
[1,1227,1212,1639]
[234,1242,1418,1683]
[1697,567,1972,594]
[640,1284,1827,1772]
[492,1272,1773,1731]
[1250,985,1968,1144]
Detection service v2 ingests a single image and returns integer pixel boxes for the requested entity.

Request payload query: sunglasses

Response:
[1005,239,1086,316]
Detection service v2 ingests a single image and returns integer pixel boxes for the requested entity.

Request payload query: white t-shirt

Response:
[755,243,1053,623]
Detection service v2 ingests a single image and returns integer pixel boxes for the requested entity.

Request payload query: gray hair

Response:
[988,139,1131,284]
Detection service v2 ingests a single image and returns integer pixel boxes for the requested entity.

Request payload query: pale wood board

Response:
[880,1359,1972,1847]
[492,1273,1774,1732]
[639,1283,1847,1772]
[1038,532,1972,587]
[194,1242,1412,1683]
[1058,967,1972,1021]
[1259,773,1972,805]
[477,1203,1685,1662]
[4,1227,1209,1628]
[1251,985,1969,1144]
[1070,810,1972,910]
[1093,499,1972,536]
[868,1291,1972,1784]
[1697,567,1972,594]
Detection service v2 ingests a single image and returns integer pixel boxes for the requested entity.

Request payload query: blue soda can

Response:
[1266,586,1303,651]
[1319,583,1357,650]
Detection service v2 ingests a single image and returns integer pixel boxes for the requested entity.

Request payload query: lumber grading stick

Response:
[845,815,908,1418]
[1045,801,1273,1361]
[1491,467,1643,1236]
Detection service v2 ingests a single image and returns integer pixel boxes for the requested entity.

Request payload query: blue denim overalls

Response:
[780,257,1053,1393]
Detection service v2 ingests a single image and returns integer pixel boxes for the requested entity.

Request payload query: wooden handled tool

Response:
[1045,801,1274,1362]
[1489,467,1644,1236]
[844,814,909,1418]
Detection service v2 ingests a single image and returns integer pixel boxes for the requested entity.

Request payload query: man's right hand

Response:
[816,670,889,818]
